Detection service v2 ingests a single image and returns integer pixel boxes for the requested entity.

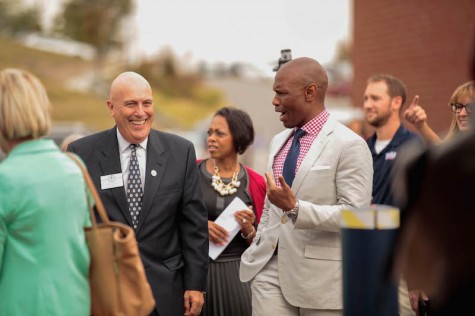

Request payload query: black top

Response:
[199,160,253,259]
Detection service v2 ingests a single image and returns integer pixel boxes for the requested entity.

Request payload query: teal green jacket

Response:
[0,139,90,315]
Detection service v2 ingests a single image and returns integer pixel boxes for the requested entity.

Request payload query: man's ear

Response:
[305,83,317,102]
[391,96,403,112]
[106,100,114,117]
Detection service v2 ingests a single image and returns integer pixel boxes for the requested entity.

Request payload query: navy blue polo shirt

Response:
[367,124,421,206]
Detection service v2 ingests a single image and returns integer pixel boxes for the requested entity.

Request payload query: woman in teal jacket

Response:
[0,69,91,315]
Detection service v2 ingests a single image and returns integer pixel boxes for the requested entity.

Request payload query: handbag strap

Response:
[66,153,110,227]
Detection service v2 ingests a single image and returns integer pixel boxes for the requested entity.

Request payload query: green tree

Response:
[0,0,42,35]
[134,48,203,99]
[54,0,133,61]
[335,40,352,62]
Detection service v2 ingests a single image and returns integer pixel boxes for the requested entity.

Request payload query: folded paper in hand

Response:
[209,197,249,260]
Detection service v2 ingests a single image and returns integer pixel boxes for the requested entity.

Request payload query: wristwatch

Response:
[286,199,300,224]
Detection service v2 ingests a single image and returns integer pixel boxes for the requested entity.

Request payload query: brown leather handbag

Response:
[68,153,156,316]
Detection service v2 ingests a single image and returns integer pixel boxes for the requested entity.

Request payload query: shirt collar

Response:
[7,138,58,157]
[368,124,406,146]
[116,127,148,154]
[296,108,330,136]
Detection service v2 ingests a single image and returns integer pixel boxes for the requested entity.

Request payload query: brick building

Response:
[352,0,475,138]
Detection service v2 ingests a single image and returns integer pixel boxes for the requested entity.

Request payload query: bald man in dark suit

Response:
[68,72,208,316]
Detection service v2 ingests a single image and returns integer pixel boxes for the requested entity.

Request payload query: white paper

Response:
[209,197,249,260]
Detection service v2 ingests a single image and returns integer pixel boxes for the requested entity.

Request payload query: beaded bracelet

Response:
[241,227,256,239]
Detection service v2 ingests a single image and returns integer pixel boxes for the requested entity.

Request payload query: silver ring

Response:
[242,218,247,224]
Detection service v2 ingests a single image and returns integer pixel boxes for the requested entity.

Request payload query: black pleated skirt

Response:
[202,254,252,316]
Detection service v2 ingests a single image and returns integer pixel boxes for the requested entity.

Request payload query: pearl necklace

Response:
[211,165,241,196]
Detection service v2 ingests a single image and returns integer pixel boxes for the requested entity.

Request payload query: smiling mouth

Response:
[130,120,146,126]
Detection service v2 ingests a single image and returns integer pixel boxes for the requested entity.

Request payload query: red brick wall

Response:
[352,0,475,137]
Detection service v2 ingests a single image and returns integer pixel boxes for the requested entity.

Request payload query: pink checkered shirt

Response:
[272,109,330,186]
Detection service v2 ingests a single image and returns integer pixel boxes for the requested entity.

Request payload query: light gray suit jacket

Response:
[240,116,373,309]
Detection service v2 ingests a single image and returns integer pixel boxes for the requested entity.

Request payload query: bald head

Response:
[107,71,154,144]
[110,71,151,101]
[278,57,328,101]
[272,57,329,128]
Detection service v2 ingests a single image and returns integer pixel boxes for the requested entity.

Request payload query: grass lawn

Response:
[0,36,224,133]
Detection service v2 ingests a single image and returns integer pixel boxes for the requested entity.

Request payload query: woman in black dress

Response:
[198,107,266,316]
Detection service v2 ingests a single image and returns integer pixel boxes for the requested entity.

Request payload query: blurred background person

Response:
[0,68,90,315]
[346,118,369,139]
[445,80,474,139]
[392,123,475,315]
[400,80,474,314]
[198,106,266,316]
[391,36,475,316]
[363,74,421,207]
[404,81,474,144]
[60,133,85,151]
[363,74,421,316]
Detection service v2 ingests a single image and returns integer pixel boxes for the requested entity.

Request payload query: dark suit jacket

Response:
[69,127,209,316]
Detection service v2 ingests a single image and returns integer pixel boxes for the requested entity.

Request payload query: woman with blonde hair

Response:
[401,80,474,314]
[444,80,474,140]
[404,80,474,144]
[0,68,90,315]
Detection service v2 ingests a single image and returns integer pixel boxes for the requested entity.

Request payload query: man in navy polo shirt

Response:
[363,74,422,316]
[364,74,421,207]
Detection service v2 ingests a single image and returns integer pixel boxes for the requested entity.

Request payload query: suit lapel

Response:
[98,129,132,225]
[267,129,293,218]
[136,130,167,232]
[292,118,336,193]
[267,129,293,173]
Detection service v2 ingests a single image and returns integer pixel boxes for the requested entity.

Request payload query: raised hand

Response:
[403,94,441,144]
[265,172,296,212]
[403,95,427,129]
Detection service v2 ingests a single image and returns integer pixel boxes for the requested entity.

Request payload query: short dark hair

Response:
[214,107,255,155]
[368,74,407,107]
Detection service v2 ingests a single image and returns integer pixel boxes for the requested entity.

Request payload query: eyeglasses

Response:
[450,102,474,113]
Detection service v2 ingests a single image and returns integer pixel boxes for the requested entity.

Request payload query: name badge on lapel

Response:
[385,151,397,160]
[100,173,124,190]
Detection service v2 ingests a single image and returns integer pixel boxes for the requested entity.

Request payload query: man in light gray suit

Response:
[240,57,373,315]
